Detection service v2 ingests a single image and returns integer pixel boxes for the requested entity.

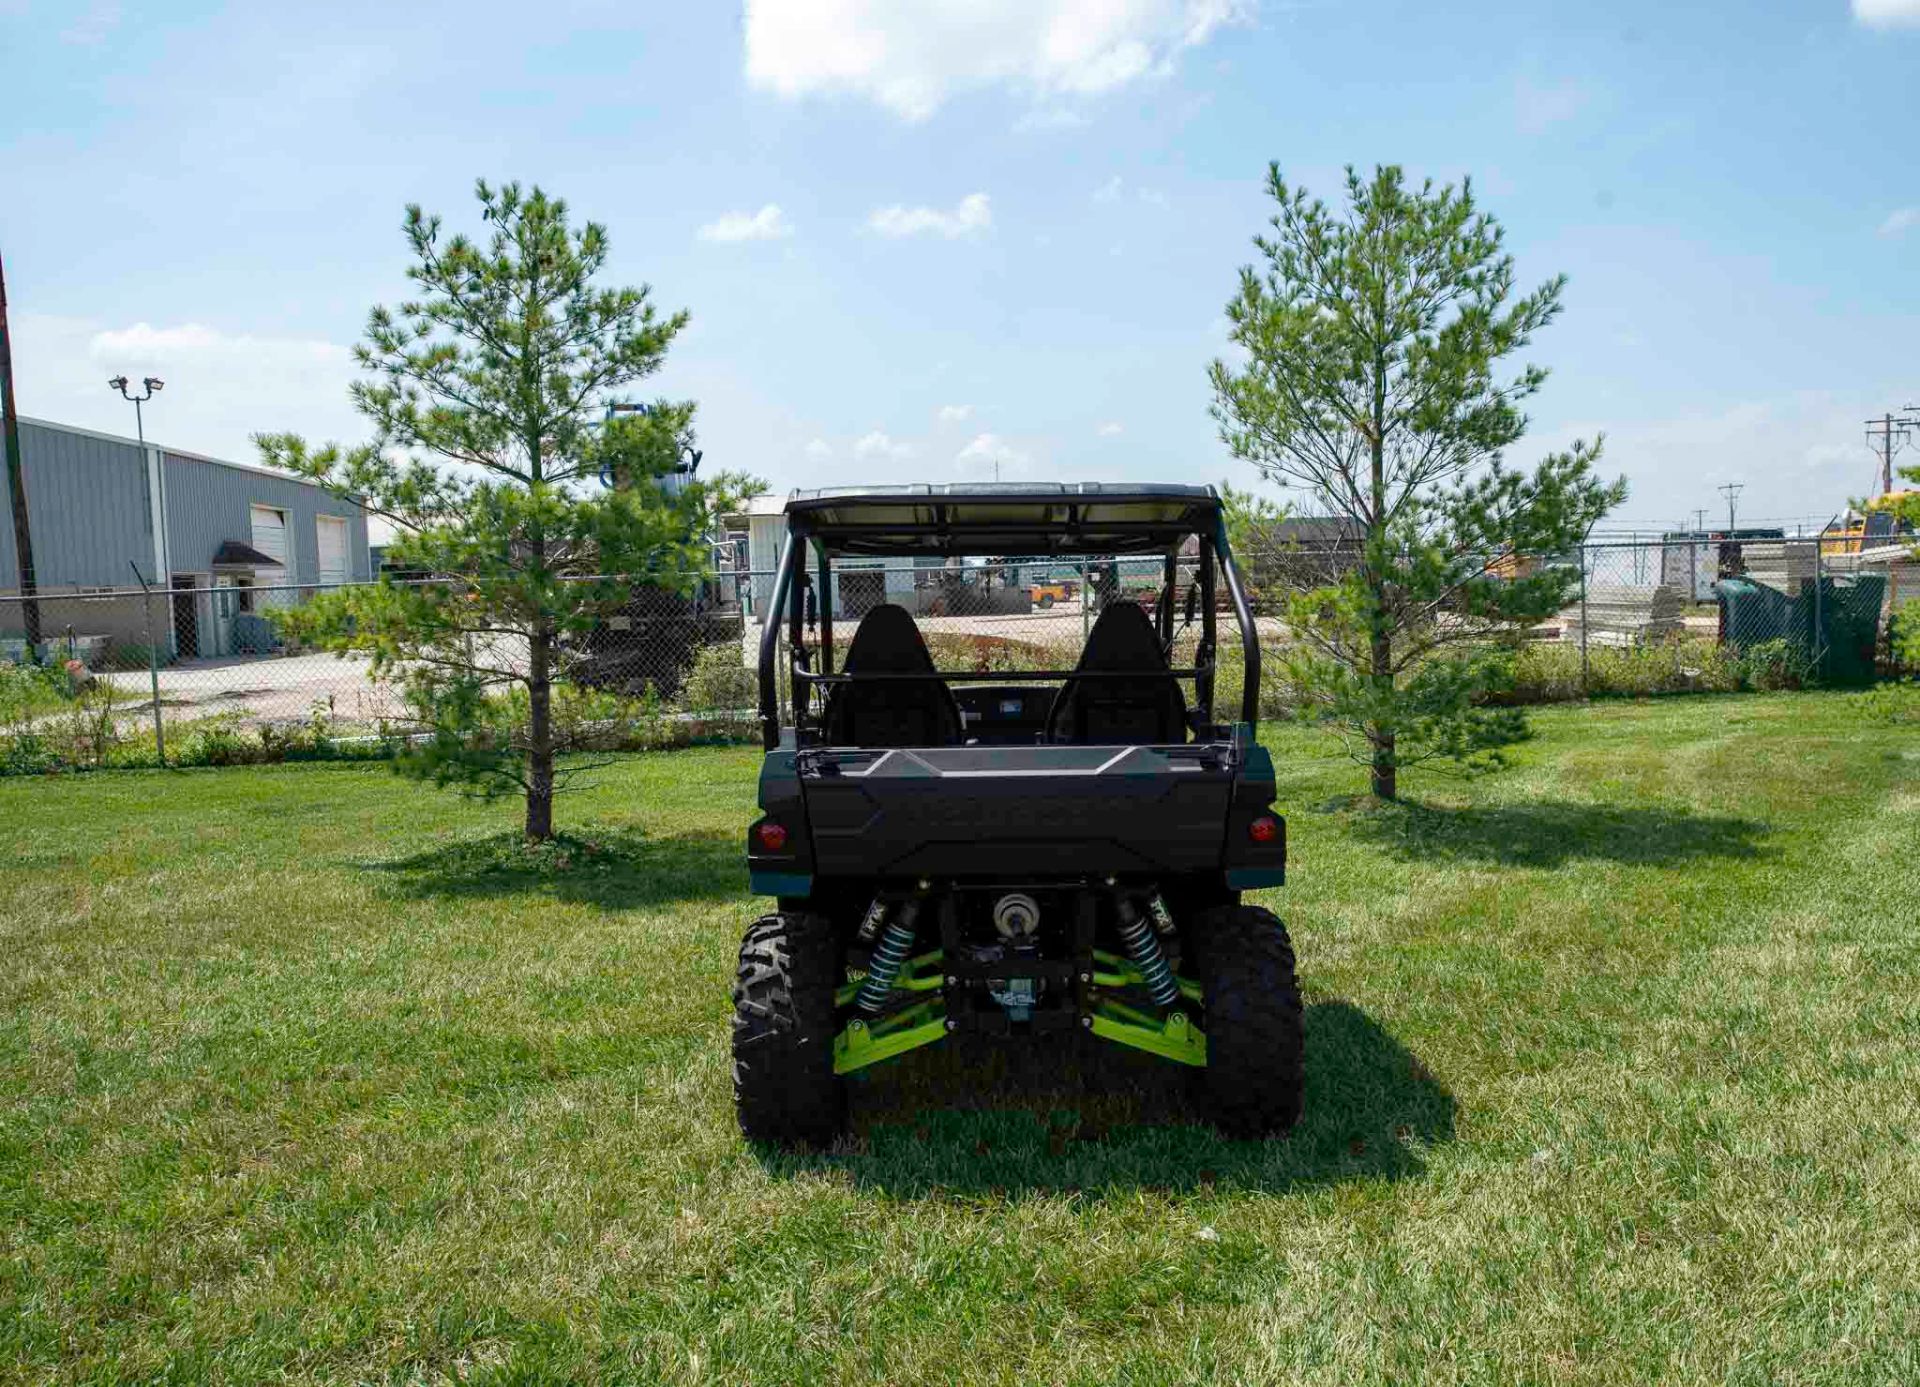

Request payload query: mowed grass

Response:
[2,691,1918,1385]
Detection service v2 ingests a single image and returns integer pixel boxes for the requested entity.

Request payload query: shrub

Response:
[1738,638,1812,692]
[1891,599,1920,674]
[679,642,758,715]
[0,661,74,725]
[1501,636,1746,703]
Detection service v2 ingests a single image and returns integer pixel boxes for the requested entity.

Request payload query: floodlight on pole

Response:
[107,372,168,763]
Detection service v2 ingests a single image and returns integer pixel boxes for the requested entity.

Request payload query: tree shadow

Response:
[1349,799,1772,868]
[364,826,744,910]
[759,1000,1455,1199]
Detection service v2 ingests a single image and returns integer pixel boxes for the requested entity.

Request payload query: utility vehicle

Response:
[733,484,1302,1146]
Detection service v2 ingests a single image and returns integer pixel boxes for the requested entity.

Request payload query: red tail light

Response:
[1248,815,1280,843]
[755,820,789,852]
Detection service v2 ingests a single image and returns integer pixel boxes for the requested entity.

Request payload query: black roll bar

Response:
[758,532,801,749]
[1197,537,1218,724]
[809,667,1214,684]
[1214,517,1260,727]
[760,502,1263,746]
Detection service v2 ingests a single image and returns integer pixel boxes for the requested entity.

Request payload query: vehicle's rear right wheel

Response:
[1039,594,1055,609]
[1192,904,1305,1138]
[732,911,845,1149]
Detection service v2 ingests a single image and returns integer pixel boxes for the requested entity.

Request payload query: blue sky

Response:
[3,0,1916,533]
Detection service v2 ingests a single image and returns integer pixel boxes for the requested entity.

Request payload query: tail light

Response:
[1248,815,1280,844]
[754,820,789,852]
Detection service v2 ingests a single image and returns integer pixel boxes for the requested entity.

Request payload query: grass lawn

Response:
[3,690,1918,1384]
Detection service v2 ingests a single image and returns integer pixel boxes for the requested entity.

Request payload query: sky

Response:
[2,0,1916,535]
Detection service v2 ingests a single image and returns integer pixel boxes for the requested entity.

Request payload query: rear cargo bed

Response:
[798,743,1238,879]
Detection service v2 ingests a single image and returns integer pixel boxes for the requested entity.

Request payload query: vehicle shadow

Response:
[364,826,744,910]
[1349,799,1771,868]
[761,1000,1455,1198]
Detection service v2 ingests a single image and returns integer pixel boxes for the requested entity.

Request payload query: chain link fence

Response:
[2,538,1913,774]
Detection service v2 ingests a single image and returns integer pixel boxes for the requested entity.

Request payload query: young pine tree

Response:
[1210,164,1626,800]
[259,181,757,841]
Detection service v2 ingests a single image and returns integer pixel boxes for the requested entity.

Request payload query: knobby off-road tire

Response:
[732,911,846,1148]
[1192,904,1305,1138]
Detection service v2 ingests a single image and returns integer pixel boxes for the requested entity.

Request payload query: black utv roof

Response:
[784,482,1222,556]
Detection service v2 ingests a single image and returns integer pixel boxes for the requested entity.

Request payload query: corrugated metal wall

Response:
[0,419,371,593]
[0,420,151,589]
[162,452,371,584]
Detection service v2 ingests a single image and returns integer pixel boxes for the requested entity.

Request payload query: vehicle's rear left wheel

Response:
[732,911,845,1148]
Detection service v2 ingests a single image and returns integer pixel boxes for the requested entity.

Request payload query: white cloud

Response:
[867,192,992,239]
[697,203,793,243]
[804,437,832,459]
[1097,421,1125,437]
[936,403,973,423]
[955,432,1031,476]
[1854,0,1920,25]
[1094,174,1125,203]
[11,314,361,469]
[744,0,1251,121]
[853,429,912,460]
[1532,390,1906,529]
[1514,75,1587,136]
[1877,207,1919,237]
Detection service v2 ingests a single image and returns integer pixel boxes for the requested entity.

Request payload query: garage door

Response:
[316,515,348,586]
[250,505,289,604]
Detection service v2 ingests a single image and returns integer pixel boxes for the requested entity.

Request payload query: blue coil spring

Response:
[857,908,919,1013]
[1117,899,1181,1008]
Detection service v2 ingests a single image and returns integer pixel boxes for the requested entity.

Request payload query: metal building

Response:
[1,416,372,658]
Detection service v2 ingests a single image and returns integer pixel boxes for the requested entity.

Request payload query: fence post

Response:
[1579,542,1590,696]
[129,562,166,765]
[1811,538,1824,682]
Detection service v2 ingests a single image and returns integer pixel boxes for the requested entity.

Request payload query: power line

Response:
[1717,481,1744,533]
[1864,410,1918,497]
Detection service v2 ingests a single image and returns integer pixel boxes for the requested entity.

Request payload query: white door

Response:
[316,515,349,586]
[212,575,239,655]
[250,505,289,605]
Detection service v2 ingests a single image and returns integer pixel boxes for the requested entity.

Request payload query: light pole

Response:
[109,374,166,763]
[109,374,163,447]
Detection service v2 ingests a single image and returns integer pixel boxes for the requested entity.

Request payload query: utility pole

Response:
[0,248,40,656]
[1693,508,1708,534]
[1863,411,1918,498]
[1718,481,1743,534]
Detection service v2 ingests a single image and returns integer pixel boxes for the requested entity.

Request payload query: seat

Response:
[821,604,963,748]
[1046,601,1188,745]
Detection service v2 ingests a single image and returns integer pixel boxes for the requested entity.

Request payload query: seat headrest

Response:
[1076,602,1167,672]
[842,603,938,674]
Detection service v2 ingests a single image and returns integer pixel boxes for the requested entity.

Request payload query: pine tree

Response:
[1210,164,1626,799]
[259,181,758,840]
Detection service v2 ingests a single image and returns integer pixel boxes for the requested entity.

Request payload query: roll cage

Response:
[755,483,1262,750]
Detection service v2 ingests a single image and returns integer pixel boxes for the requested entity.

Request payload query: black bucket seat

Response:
[821,604,963,747]
[1045,601,1187,745]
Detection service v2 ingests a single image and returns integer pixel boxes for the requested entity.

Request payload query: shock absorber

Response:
[1115,894,1181,1008]
[856,899,921,1013]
